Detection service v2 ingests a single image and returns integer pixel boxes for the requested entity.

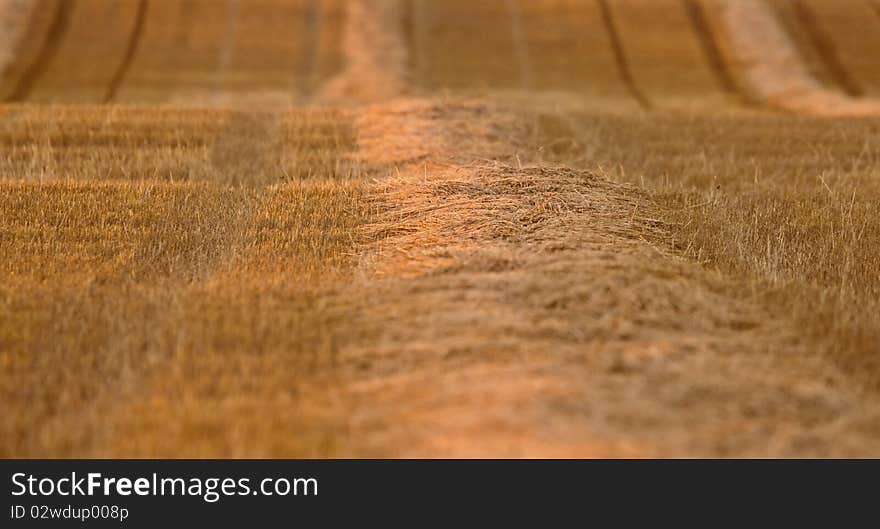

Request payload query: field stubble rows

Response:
[1,0,880,456]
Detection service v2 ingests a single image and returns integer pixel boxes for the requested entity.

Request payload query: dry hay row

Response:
[306,3,880,455]
[2,0,879,457]
[529,91,880,397]
[601,0,871,111]
[711,0,880,115]
[308,97,880,457]
[6,95,880,456]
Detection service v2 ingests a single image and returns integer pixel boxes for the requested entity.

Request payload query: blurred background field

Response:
[2,0,879,457]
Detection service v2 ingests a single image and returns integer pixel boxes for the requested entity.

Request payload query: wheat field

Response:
[1,0,879,457]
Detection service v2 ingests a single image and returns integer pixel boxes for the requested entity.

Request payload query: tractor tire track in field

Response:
[506,0,533,91]
[6,0,73,102]
[0,0,32,81]
[210,110,283,187]
[682,0,755,106]
[789,0,863,96]
[300,0,323,97]
[78,110,286,457]
[711,0,880,115]
[11,107,287,456]
[103,0,149,103]
[86,109,367,457]
[596,0,652,110]
[320,0,407,103]
[215,0,241,94]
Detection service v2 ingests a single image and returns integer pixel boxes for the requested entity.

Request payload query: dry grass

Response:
[403,1,519,91]
[798,0,880,96]
[0,105,356,183]
[518,0,625,97]
[23,0,141,103]
[0,106,367,457]
[2,0,347,104]
[115,0,346,104]
[0,0,362,456]
[402,0,741,109]
[92,177,371,458]
[674,186,880,391]
[531,109,880,394]
[0,0,33,80]
[0,105,227,181]
[610,0,732,107]
[313,99,880,457]
[402,0,634,105]
[0,177,370,457]
[765,0,847,93]
[0,180,245,455]
[2,0,880,458]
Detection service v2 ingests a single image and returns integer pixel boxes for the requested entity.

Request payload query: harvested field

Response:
[1,0,880,457]
[794,0,880,96]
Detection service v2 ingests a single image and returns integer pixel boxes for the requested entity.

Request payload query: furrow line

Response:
[789,0,863,97]
[712,0,880,115]
[683,0,755,106]
[596,0,652,110]
[103,0,149,103]
[6,0,73,102]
